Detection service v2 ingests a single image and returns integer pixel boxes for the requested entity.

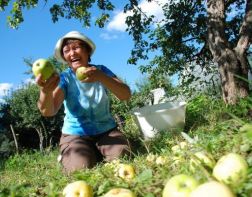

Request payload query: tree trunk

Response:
[35,128,44,152]
[207,0,251,104]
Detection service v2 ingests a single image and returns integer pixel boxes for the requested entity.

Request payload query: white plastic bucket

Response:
[133,101,186,139]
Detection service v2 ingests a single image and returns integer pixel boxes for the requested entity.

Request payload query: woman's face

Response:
[62,40,90,71]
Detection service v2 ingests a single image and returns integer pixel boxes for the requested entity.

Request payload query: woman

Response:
[36,31,132,173]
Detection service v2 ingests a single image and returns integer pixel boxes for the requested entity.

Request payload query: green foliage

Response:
[1,0,251,103]
[2,83,63,150]
[0,133,15,158]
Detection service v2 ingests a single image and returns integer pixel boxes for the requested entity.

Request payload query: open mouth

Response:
[71,58,81,63]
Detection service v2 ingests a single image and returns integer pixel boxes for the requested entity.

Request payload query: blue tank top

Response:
[58,64,117,136]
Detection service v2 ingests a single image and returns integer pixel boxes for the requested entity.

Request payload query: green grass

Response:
[1,95,252,196]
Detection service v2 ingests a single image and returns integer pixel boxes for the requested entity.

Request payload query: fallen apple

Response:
[171,141,188,154]
[190,151,216,171]
[156,156,168,165]
[213,153,248,187]
[162,174,199,197]
[76,67,88,81]
[62,180,93,197]
[116,164,135,180]
[146,153,157,163]
[240,123,252,141]
[172,156,183,165]
[32,58,54,81]
[103,188,136,197]
[189,181,235,197]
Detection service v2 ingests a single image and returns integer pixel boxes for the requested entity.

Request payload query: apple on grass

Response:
[189,181,235,197]
[162,174,199,197]
[76,67,88,81]
[116,164,135,180]
[213,153,248,188]
[171,141,189,155]
[32,58,54,81]
[190,151,216,172]
[62,180,93,197]
[156,156,168,165]
[103,188,136,197]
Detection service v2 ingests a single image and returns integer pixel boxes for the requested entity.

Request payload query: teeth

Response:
[71,58,80,62]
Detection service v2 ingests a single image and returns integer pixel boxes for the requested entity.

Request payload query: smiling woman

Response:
[34,30,132,173]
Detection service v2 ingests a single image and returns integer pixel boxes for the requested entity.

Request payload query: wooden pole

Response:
[10,124,19,154]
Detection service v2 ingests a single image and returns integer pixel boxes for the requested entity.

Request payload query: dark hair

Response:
[61,39,92,62]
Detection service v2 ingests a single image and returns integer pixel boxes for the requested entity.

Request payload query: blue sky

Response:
[0,0,166,101]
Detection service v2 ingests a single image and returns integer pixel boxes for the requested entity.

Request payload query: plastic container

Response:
[133,101,186,139]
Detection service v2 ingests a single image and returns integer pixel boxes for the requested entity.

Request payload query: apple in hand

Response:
[76,67,88,80]
[213,153,248,187]
[103,188,136,197]
[32,58,54,80]
[162,174,198,197]
[190,181,235,197]
[116,164,135,180]
[62,180,93,197]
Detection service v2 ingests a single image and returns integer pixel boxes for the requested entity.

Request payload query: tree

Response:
[125,0,252,104]
[1,0,251,104]
[2,83,64,151]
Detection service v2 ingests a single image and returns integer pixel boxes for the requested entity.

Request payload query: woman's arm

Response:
[36,73,64,116]
[80,66,131,101]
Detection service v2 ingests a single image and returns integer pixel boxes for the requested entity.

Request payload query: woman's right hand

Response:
[35,72,60,94]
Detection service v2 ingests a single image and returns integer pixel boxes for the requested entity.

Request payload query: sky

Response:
[0,0,167,102]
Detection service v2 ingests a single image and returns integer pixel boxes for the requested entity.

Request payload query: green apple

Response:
[162,174,199,197]
[190,151,216,171]
[213,153,248,187]
[189,181,235,197]
[32,58,54,80]
[116,164,135,180]
[103,188,136,197]
[76,67,88,81]
[62,180,93,197]
[240,123,252,141]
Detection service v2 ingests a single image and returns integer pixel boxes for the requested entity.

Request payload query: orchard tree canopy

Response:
[1,0,252,104]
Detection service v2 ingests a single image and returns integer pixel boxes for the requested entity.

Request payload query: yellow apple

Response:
[213,153,248,187]
[190,151,216,171]
[189,181,235,197]
[171,141,188,154]
[62,180,93,197]
[32,58,54,80]
[103,188,136,197]
[163,174,199,197]
[76,67,88,80]
[146,153,157,163]
[155,156,167,165]
[116,164,135,180]
[172,156,183,165]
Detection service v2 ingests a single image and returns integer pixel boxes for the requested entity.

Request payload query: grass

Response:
[1,95,252,196]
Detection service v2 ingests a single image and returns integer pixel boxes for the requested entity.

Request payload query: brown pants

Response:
[59,128,131,173]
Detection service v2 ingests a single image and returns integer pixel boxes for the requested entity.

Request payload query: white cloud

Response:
[23,78,35,85]
[107,0,167,32]
[100,32,119,40]
[0,83,13,97]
